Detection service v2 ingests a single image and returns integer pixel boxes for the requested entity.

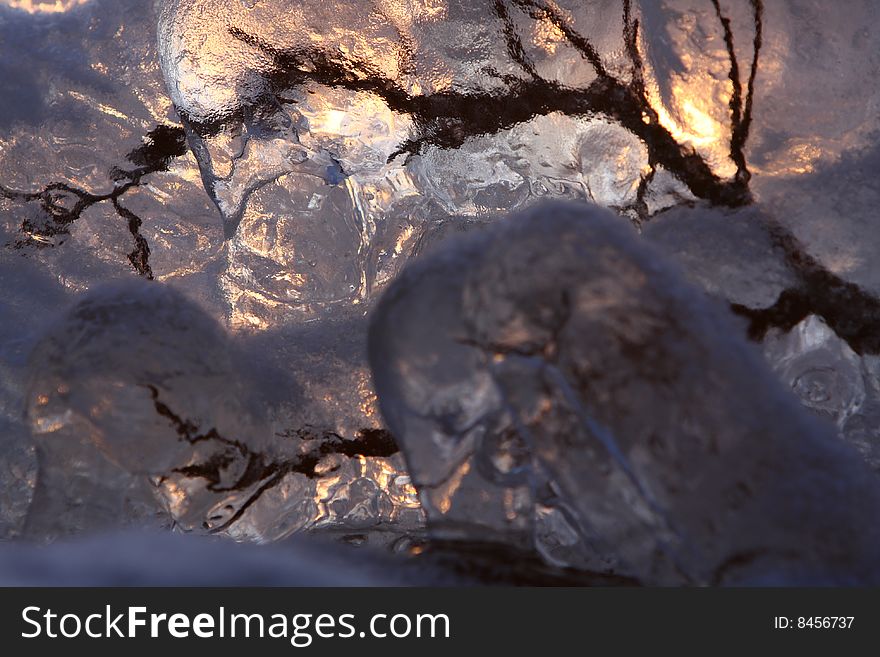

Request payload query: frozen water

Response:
[151,0,880,339]
[764,316,865,429]
[24,281,271,539]
[23,281,423,542]
[0,0,427,546]
[155,0,722,325]
[0,531,397,586]
[0,419,35,539]
[370,202,880,585]
[763,315,880,473]
[0,527,636,585]
[846,356,880,473]
[0,0,880,583]
[643,205,798,309]
[369,232,538,547]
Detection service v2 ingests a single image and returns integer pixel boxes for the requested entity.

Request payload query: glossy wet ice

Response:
[1,0,880,583]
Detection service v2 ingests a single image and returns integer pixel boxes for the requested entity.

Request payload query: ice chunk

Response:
[369,233,537,547]
[23,280,422,543]
[156,0,757,324]
[369,201,880,584]
[24,280,273,540]
[764,315,865,429]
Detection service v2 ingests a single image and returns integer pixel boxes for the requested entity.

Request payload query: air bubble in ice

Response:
[764,315,865,428]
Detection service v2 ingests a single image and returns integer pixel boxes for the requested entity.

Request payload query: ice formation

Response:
[763,316,880,473]
[155,0,736,326]
[25,281,269,539]
[0,0,879,583]
[370,202,880,585]
[24,281,421,543]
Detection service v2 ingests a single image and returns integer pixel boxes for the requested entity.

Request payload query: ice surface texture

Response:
[2,0,880,583]
[0,0,425,543]
[155,0,751,326]
[369,202,880,585]
[24,281,421,543]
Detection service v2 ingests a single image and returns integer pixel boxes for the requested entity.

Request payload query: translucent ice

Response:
[0,0,424,542]
[764,316,865,429]
[23,280,423,542]
[155,0,880,326]
[2,0,880,584]
[24,281,270,539]
[763,315,880,473]
[847,356,880,473]
[156,0,763,324]
[369,201,880,584]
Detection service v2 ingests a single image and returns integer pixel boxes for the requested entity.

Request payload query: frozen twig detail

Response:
[219,0,761,211]
[1,125,188,278]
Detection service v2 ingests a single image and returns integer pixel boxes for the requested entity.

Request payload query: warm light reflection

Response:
[532,17,566,55]
[638,16,737,181]
[645,76,735,180]
[772,142,821,176]
[67,90,132,124]
[1,0,90,13]
[679,99,723,148]
[356,372,379,420]
[434,459,470,515]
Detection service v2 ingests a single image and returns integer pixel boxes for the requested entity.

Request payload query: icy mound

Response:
[369,202,880,585]
[24,281,422,543]
[25,281,269,539]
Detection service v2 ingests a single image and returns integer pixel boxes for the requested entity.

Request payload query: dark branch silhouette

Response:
[494,0,540,80]
[147,385,398,533]
[711,0,763,184]
[731,219,880,355]
[223,0,757,210]
[1,124,187,278]
[7,2,880,359]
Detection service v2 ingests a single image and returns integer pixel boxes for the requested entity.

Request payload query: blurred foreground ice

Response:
[370,203,880,585]
[0,531,393,586]
[24,281,422,545]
